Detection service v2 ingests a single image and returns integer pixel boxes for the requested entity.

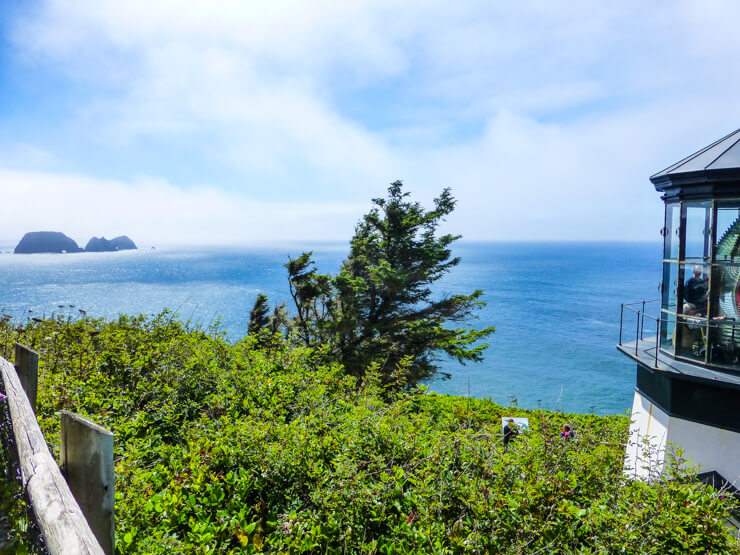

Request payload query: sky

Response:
[1,0,739,245]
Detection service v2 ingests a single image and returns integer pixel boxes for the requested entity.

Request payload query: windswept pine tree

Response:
[247,293,270,336]
[249,294,290,346]
[283,181,494,385]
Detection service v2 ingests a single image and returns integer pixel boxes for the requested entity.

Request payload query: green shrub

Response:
[0,312,736,553]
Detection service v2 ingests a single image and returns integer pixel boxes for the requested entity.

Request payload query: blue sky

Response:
[1,0,739,245]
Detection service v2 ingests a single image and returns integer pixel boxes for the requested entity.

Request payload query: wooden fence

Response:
[1,344,114,554]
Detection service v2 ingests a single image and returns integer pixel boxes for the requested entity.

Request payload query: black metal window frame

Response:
[660,198,740,374]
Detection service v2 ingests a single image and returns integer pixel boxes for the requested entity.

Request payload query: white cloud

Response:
[0,170,364,245]
[4,1,740,242]
[0,143,57,169]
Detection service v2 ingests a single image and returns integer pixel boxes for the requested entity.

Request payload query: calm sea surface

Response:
[0,241,660,415]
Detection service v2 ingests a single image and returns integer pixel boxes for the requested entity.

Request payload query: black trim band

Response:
[635,364,740,434]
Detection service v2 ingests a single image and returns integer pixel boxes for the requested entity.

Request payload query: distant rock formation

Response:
[84,235,138,252]
[14,232,138,254]
[14,231,83,254]
[111,235,137,250]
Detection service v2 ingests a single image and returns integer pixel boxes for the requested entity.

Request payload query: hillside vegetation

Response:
[0,311,737,553]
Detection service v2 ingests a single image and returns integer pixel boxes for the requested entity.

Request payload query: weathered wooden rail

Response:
[0,348,109,554]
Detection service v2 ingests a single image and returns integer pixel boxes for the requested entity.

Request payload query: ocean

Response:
[0,241,661,415]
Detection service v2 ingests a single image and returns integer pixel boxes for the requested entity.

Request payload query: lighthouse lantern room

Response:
[619,129,740,487]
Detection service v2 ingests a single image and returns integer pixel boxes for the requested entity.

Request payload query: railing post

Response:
[655,318,661,368]
[640,301,646,339]
[635,312,641,356]
[619,304,624,345]
[60,412,115,555]
[14,343,38,413]
[732,320,736,345]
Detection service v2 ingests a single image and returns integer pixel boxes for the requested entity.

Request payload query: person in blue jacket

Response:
[560,424,575,440]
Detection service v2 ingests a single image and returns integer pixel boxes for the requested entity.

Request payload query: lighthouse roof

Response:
[651,129,740,197]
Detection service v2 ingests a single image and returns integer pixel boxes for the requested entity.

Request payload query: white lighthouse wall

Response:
[626,389,740,486]
[625,390,669,479]
[667,416,740,487]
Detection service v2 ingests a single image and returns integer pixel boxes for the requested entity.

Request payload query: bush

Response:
[0,312,736,553]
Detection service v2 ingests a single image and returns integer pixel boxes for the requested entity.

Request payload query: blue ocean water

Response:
[0,241,660,415]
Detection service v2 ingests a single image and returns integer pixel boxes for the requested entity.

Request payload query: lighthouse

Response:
[619,129,740,487]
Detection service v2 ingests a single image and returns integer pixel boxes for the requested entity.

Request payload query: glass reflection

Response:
[715,204,740,263]
[664,203,680,260]
[660,312,676,354]
[677,307,706,362]
[710,265,739,320]
[684,202,712,261]
[654,199,740,371]
[662,262,679,313]
[682,263,709,316]
[707,319,740,366]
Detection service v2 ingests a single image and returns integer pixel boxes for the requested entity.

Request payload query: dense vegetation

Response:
[0,311,737,553]
[253,182,494,385]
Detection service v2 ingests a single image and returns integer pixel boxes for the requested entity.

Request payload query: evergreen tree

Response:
[268,301,289,335]
[286,181,494,385]
[248,293,270,336]
[285,253,333,346]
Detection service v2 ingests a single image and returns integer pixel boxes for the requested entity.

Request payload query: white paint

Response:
[625,390,669,479]
[625,389,740,487]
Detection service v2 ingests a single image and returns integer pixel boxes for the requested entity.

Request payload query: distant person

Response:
[560,424,575,440]
[685,265,708,314]
[503,418,518,450]
[681,303,704,353]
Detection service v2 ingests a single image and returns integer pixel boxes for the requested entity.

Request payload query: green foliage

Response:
[0,312,737,553]
[285,252,334,347]
[0,406,34,553]
[248,294,270,337]
[249,294,290,350]
[283,182,495,385]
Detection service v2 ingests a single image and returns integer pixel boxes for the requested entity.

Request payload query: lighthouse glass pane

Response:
[676,314,707,362]
[660,312,676,353]
[680,262,709,316]
[709,263,740,320]
[684,202,712,261]
[661,262,679,312]
[707,319,740,366]
[715,203,740,263]
[706,262,740,369]
[664,203,680,261]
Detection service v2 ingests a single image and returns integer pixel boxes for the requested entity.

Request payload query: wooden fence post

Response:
[14,343,39,413]
[1,357,103,555]
[60,411,115,555]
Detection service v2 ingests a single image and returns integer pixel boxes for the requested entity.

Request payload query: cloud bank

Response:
[0,170,363,245]
[2,1,739,242]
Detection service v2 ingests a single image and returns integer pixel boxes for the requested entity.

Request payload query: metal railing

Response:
[619,299,740,371]
[619,300,661,368]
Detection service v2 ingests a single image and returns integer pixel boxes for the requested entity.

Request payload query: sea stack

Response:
[85,235,137,252]
[14,231,83,254]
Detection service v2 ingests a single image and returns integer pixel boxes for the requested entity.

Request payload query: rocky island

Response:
[13,231,83,254]
[13,232,137,254]
[84,236,137,252]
